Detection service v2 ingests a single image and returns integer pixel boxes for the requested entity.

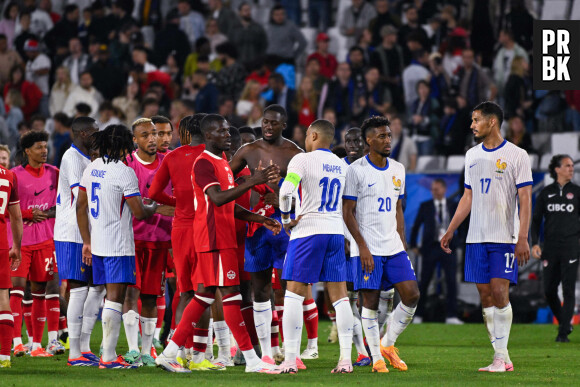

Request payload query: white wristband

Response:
[281,217,291,225]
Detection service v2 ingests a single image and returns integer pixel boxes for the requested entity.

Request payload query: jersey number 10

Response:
[318,177,341,212]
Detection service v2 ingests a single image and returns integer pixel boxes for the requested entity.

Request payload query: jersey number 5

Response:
[318,177,341,212]
[0,178,9,215]
[90,182,101,219]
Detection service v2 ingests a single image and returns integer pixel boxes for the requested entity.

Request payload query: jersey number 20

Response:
[90,182,101,219]
[318,177,341,212]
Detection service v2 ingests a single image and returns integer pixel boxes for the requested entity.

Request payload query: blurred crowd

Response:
[0,0,573,171]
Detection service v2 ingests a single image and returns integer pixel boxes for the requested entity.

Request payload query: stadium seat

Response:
[531,133,551,154]
[539,153,553,171]
[445,155,465,171]
[327,27,349,61]
[540,0,568,19]
[301,27,318,53]
[416,155,445,171]
[551,132,580,156]
[529,154,539,170]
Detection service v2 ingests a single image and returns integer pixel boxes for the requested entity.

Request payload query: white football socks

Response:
[378,289,394,333]
[140,316,157,355]
[67,286,88,359]
[101,300,123,362]
[382,302,416,347]
[361,307,381,364]
[80,285,105,353]
[482,306,495,349]
[493,303,513,361]
[253,301,273,359]
[333,297,354,362]
[350,294,368,356]
[282,291,304,367]
[213,320,231,359]
[122,310,140,352]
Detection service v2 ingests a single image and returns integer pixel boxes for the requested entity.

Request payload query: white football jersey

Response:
[79,157,141,256]
[343,155,405,257]
[54,145,91,243]
[342,157,354,242]
[464,140,532,244]
[279,149,346,240]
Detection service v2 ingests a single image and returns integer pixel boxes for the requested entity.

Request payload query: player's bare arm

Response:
[125,196,157,220]
[44,205,56,219]
[515,185,532,266]
[204,164,279,207]
[76,189,92,266]
[234,204,281,235]
[396,199,408,251]
[530,189,545,259]
[441,188,473,254]
[229,142,250,175]
[8,203,22,270]
[343,199,374,273]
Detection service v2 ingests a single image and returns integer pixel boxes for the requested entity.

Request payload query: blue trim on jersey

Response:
[70,183,79,188]
[278,178,285,187]
[482,139,507,152]
[516,181,533,189]
[343,157,351,165]
[317,148,332,153]
[464,183,472,189]
[124,193,141,198]
[343,195,357,201]
[399,194,405,199]
[71,144,90,160]
[365,155,389,171]
[280,210,291,215]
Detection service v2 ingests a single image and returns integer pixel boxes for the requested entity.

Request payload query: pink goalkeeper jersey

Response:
[12,164,59,246]
[126,151,172,242]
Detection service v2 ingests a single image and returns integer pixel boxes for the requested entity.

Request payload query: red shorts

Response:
[236,230,250,282]
[272,267,282,290]
[166,249,176,279]
[12,240,57,282]
[132,240,169,296]
[0,249,11,289]
[195,248,239,287]
[172,226,196,293]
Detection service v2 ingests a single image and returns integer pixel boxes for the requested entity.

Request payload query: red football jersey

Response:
[192,151,236,252]
[0,166,19,250]
[149,144,205,228]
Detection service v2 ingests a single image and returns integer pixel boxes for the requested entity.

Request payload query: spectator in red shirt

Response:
[3,64,42,120]
[307,33,337,80]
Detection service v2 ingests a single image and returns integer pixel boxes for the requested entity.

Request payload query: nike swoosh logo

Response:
[505,270,513,273]
[34,188,47,196]
[185,153,193,156]
[570,259,578,264]
[548,194,556,198]
[146,183,151,189]
[469,164,477,168]
[368,183,376,187]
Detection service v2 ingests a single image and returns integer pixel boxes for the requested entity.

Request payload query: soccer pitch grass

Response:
[2,322,578,386]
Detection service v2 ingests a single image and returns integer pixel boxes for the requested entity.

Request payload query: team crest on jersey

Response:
[495,159,507,174]
[392,176,401,191]
[227,270,236,280]
[363,274,370,281]
[567,192,574,200]
[228,173,234,184]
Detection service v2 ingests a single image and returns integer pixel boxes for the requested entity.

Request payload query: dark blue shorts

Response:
[245,212,291,273]
[55,241,91,283]
[92,255,136,285]
[465,243,517,284]
[282,234,345,284]
[345,256,356,283]
[352,251,417,291]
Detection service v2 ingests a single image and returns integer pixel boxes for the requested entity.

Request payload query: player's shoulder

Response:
[10,165,24,174]
[44,164,59,173]
[0,165,14,179]
[388,158,405,174]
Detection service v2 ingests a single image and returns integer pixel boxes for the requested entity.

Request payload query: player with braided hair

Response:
[76,124,169,369]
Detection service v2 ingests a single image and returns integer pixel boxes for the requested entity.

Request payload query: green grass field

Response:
[2,321,578,386]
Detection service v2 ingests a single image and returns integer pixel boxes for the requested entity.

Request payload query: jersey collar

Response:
[482,139,507,152]
[366,154,389,171]
[71,144,90,160]
[316,148,332,153]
